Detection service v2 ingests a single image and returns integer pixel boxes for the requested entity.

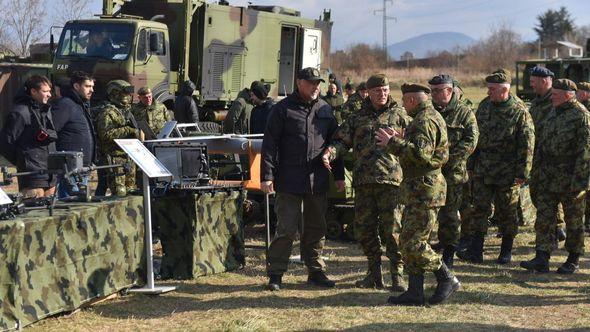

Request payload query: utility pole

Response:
[374,0,396,59]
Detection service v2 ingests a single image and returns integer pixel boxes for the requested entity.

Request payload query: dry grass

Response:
[29,224,590,331]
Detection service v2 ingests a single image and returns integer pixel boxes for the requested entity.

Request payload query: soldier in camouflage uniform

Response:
[377,83,459,306]
[527,66,567,243]
[95,80,139,196]
[223,82,256,134]
[459,69,535,264]
[577,82,590,233]
[337,82,368,124]
[428,74,479,268]
[324,74,411,291]
[323,83,345,123]
[521,79,590,274]
[131,86,174,137]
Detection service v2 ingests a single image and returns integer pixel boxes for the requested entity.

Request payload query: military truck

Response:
[51,0,333,113]
[515,39,590,101]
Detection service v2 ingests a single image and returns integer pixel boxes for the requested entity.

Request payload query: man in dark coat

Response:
[174,80,199,123]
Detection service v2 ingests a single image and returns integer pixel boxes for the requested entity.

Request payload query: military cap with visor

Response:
[297,67,325,82]
[552,78,577,91]
[401,83,431,94]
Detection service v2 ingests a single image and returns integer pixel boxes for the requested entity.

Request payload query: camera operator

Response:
[0,75,57,197]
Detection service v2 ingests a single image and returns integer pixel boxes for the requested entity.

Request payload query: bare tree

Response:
[55,0,93,25]
[5,0,47,57]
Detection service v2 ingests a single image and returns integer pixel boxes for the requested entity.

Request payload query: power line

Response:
[374,0,397,52]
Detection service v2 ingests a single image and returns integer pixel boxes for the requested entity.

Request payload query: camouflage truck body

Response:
[52,0,333,112]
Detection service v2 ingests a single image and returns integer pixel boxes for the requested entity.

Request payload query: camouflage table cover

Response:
[154,188,245,279]
[0,196,145,330]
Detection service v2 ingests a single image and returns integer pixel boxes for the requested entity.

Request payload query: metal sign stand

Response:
[129,173,175,295]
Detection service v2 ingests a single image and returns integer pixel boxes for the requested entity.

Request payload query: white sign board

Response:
[114,139,172,178]
[0,187,12,205]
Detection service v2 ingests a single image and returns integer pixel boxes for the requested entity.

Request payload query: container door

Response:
[301,28,322,70]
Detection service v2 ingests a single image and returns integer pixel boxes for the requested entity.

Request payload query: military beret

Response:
[485,68,511,84]
[552,78,577,91]
[297,67,325,82]
[530,66,554,78]
[357,82,367,90]
[344,82,356,90]
[250,80,269,99]
[137,86,152,95]
[428,74,454,86]
[401,83,431,94]
[366,74,389,90]
[577,82,590,91]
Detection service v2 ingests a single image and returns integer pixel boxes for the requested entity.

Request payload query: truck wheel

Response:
[326,219,343,240]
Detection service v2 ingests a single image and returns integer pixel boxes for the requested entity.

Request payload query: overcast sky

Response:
[85,0,590,50]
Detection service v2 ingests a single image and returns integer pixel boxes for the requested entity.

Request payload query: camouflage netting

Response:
[154,188,246,279]
[0,196,145,330]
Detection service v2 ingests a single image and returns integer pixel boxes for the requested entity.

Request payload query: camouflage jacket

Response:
[323,93,345,123]
[435,93,478,184]
[95,103,138,158]
[339,92,365,124]
[581,99,590,111]
[532,99,590,193]
[223,88,253,134]
[387,101,449,207]
[328,96,411,187]
[470,94,534,186]
[529,91,552,134]
[131,101,173,135]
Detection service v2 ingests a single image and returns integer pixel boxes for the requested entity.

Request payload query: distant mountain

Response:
[388,32,476,60]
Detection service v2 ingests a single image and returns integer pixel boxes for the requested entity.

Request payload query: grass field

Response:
[30,223,590,331]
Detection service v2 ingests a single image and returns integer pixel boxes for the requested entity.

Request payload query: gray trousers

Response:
[266,192,328,275]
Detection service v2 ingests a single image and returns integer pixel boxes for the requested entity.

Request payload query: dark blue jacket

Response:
[261,91,343,194]
[250,99,274,135]
[0,90,56,189]
[52,86,97,166]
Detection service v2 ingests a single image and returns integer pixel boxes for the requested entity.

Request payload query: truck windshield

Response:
[57,23,133,61]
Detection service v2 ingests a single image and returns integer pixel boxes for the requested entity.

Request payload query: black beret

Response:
[428,74,454,85]
[366,74,389,89]
[250,80,269,99]
[577,82,590,91]
[401,83,431,94]
[297,67,325,82]
[485,69,511,84]
[530,66,555,78]
[552,78,577,91]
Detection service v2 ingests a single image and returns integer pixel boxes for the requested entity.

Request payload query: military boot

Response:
[556,253,580,274]
[442,245,456,269]
[267,274,282,291]
[389,263,407,292]
[520,250,550,273]
[429,263,461,305]
[307,271,336,288]
[456,235,471,253]
[387,274,425,306]
[497,236,514,264]
[456,233,484,263]
[556,227,566,242]
[355,259,384,289]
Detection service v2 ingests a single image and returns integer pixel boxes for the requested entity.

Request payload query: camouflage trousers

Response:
[535,191,585,254]
[437,183,463,247]
[267,192,327,275]
[354,184,403,273]
[530,183,565,228]
[400,204,442,275]
[470,179,520,237]
[106,155,136,197]
[459,180,474,239]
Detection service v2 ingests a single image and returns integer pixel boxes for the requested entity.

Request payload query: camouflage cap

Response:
[485,68,511,84]
[401,83,431,94]
[577,82,590,91]
[552,78,577,91]
[530,66,555,78]
[366,74,389,89]
[428,74,454,86]
[357,82,367,91]
[297,67,325,82]
[137,87,151,95]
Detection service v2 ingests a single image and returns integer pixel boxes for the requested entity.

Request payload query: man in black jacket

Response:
[52,71,97,198]
[174,80,200,123]
[261,67,344,291]
[0,75,56,197]
[249,81,274,135]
